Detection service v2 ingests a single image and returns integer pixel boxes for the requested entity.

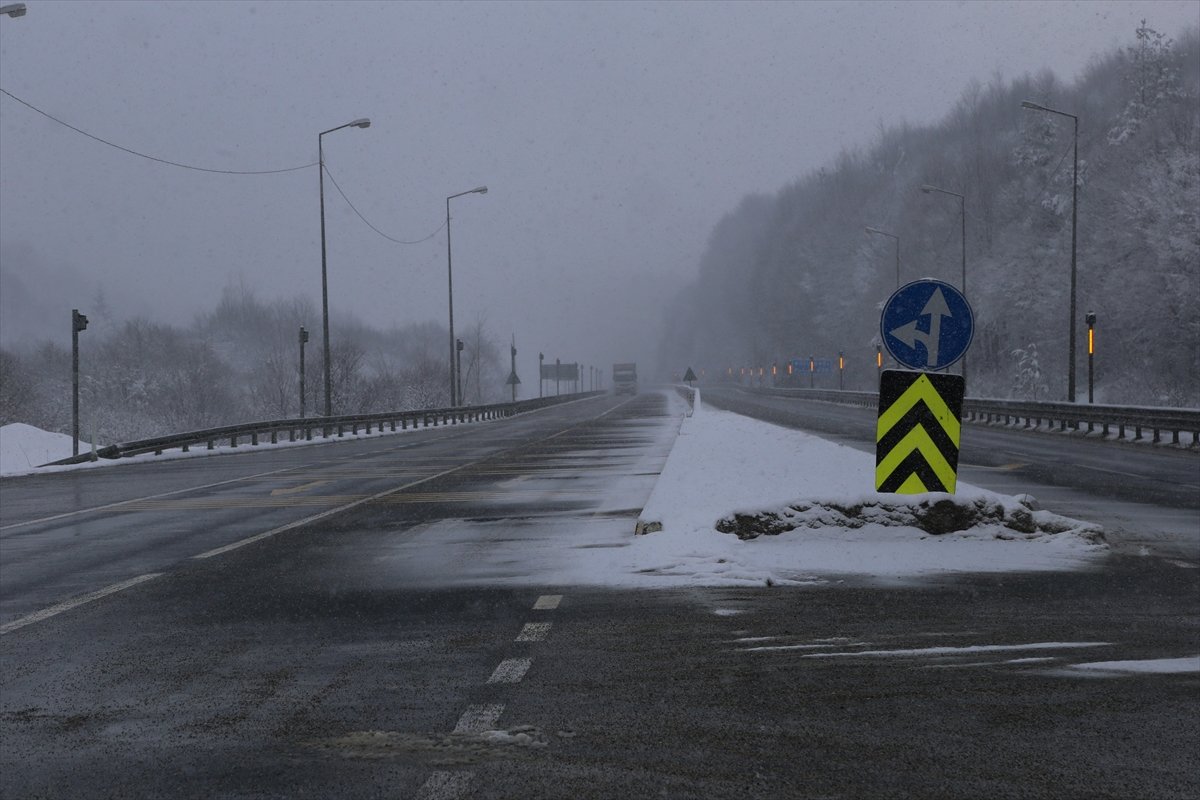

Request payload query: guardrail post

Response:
[250,432,258,446]
[231,435,238,448]
[1153,427,1161,444]
[338,424,345,437]
[207,439,215,450]
[182,444,189,452]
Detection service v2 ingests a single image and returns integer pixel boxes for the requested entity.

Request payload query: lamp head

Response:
[0,3,27,18]
[921,184,935,193]
[350,118,371,129]
[473,186,488,195]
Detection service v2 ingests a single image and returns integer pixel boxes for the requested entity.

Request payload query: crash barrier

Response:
[42,391,607,467]
[732,385,1200,447]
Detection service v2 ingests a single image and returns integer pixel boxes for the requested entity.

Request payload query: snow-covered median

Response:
[631,404,1106,585]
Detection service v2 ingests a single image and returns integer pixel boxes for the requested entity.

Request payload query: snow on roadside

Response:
[0,423,77,476]
[631,404,1107,586]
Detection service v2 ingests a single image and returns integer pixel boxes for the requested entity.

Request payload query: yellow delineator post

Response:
[875,370,965,493]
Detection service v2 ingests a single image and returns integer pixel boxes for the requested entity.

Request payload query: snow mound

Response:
[633,405,1107,583]
[0,423,79,476]
[716,494,1102,542]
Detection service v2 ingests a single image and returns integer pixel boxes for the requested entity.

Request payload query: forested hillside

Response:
[657,24,1199,406]
[0,285,506,443]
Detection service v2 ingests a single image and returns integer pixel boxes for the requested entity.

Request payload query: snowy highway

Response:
[1,391,1197,798]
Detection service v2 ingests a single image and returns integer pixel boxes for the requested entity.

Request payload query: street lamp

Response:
[446,186,488,406]
[1022,100,1080,402]
[0,4,27,18]
[865,227,900,288]
[318,117,370,419]
[920,183,967,385]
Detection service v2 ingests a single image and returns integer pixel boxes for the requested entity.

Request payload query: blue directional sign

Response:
[881,279,973,371]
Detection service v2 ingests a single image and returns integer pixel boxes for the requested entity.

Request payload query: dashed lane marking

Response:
[0,573,162,635]
[516,622,552,642]
[452,704,505,734]
[533,594,562,610]
[487,657,532,684]
[417,770,474,800]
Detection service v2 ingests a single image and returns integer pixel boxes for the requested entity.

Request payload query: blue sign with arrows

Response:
[881,279,974,371]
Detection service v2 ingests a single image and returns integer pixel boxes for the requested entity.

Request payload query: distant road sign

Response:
[881,280,973,371]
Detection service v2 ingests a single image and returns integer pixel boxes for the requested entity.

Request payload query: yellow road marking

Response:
[269,480,330,496]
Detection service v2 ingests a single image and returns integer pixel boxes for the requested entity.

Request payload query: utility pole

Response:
[456,338,465,406]
[556,358,561,396]
[71,309,89,456]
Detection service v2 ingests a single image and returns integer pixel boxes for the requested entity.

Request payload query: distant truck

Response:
[612,362,638,395]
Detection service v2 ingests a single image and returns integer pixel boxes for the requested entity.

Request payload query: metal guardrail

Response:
[730,385,1200,446]
[41,391,606,467]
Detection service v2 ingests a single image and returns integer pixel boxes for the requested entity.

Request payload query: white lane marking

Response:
[192,462,474,559]
[744,642,867,652]
[0,573,162,635]
[487,657,532,684]
[417,770,474,800]
[0,467,299,532]
[452,704,505,734]
[532,594,562,610]
[516,622,551,642]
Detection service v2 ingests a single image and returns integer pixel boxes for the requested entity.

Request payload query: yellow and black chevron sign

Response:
[876,370,965,494]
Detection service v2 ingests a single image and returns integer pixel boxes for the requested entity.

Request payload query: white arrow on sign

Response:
[888,287,953,367]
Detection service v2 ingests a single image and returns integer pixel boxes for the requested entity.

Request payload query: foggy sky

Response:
[1,0,1196,381]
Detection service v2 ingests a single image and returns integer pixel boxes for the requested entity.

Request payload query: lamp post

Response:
[456,338,465,406]
[539,352,544,397]
[445,186,488,407]
[920,183,967,384]
[1022,100,1079,402]
[318,118,370,419]
[865,227,900,289]
[71,309,89,457]
[1086,311,1096,404]
[298,326,309,419]
[0,4,27,18]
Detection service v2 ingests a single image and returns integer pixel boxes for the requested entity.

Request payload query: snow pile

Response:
[0,423,78,476]
[631,406,1106,585]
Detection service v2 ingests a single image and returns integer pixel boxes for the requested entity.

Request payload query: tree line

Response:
[0,284,506,442]
[657,23,1199,406]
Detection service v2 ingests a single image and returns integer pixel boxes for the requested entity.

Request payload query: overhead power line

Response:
[322,164,447,245]
[0,87,316,175]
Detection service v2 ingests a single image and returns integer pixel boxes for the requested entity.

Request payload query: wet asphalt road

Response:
[1,391,1197,799]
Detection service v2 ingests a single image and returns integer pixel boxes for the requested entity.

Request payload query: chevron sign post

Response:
[876,370,965,493]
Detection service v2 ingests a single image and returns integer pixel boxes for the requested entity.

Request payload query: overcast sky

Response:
[1,0,1196,379]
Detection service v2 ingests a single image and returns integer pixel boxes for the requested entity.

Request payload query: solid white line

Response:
[0,467,299,532]
[487,657,532,684]
[516,622,552,642]
[0,573,162,635]
[452,703,505,734]
[191,463,473,559]
[417,770,474,800]
[532,594,562,610]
